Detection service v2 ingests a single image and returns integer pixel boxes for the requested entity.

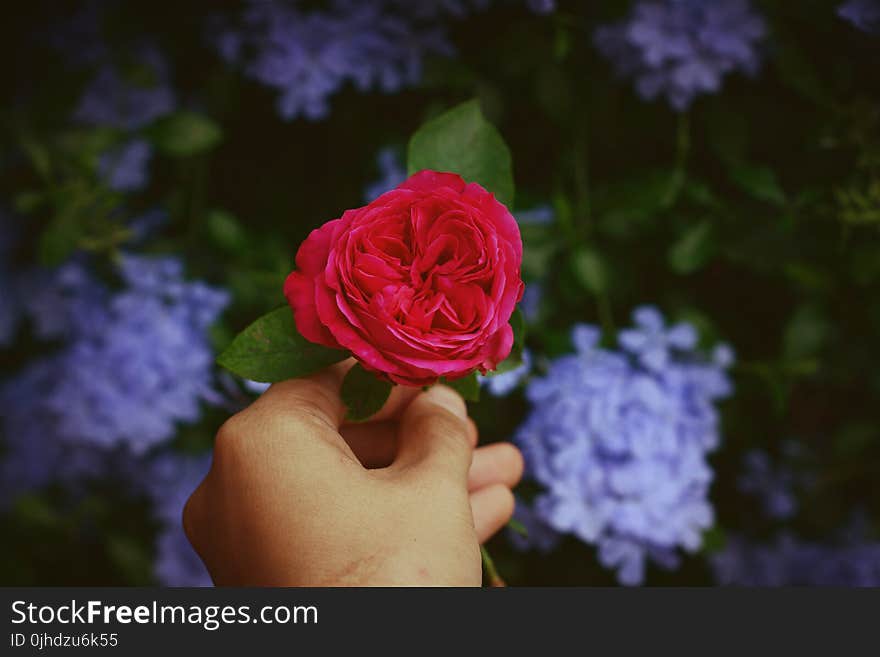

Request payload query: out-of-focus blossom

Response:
[527,0,557,15]
[364,147,407,201]
[145,452,212,586]
[838,0,880,33]
[713,531,880,586]
[519,283,543,323]
[73,45,175,130]
[211,1,454,121]
[738,447,800,520]
[98,139,153,192]
[1,255,229,475]
[513,307,734,585]
[480,348,532,396]
[508,498,562,552]
[516,205,555,225]
[594,0,767,110]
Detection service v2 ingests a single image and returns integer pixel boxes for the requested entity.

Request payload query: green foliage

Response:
[571,245,608,294]
[668,220,716,274]
[146,111,223,157]
[341,363,393,422]
[444,372,481,402]
[217,307,349,382]
[407,99,515,207]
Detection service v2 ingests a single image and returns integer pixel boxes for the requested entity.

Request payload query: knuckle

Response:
[411,407,469,451]
[181,488,203,549]
[214,412,247,454]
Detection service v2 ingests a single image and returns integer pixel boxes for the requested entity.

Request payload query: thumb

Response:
[393,385,473,484]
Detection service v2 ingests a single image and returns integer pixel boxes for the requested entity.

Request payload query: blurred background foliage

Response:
[1,0,879,585]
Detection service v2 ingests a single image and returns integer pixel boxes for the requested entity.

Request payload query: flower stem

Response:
[480,546,506,587]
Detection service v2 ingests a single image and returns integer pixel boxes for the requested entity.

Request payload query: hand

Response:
[183,361,523,586]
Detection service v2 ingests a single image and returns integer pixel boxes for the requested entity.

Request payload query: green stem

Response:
[480,546,506,587]
[663,112,691,207]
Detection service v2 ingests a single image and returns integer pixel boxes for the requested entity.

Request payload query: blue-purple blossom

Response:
[144,452,213,586]
[713,531,880,586]
[516,205,555,225]
[98,139,153,192]
[73,45,175,130]
[364,147,407,201]
[513,307,734,585]
[738,448,799,520]
[479,348,532,396]
[508,498,562,553]
[1,255,228,468]
[519,283,543,323]
[838,0,880,33]
[527,0,557,15]
[212,1,455,121]
[594,0,767,111]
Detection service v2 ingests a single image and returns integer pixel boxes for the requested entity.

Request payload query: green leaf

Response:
[407,99,515,207]
[217,307,348,382]
[729,163,786,206]
[700,526,727,555]
[507,518,528,537]
[668,221,716,274]
[39,211,87,266]
[146,111,223,157]
[341,362,394,422]
[571,245,607,294]
[443,372,480,402]
[206,209,248,252]
[511,306,525,352]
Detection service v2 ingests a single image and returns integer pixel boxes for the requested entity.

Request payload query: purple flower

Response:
[713,530,880,586]
[513,308,734,584]
[144,452,213,586]
[594,0,767,110]
[479,348,532,396]
[98,139,153,192]
[527,0,556,15]
[516,205,555,225]
[73,45,175,130]
[364,147,407,201]
[211,1,456,121]
[1,255,229,467]
[737,447,800,520]
[838,0,880,33]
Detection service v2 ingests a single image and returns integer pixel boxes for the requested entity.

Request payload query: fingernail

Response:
[424,384,467,419]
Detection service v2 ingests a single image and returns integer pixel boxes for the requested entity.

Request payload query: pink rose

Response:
[284,170,524,386]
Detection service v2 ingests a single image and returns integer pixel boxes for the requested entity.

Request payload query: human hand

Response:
[183,361,523,586]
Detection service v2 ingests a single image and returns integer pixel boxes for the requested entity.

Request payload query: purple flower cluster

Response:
[212,0,455,121]
[364,147,407,201]
[838,0,880,33]
[713,531,880,586]
[0,255,228,506]
[98,139,154,192]
[72,39,175,192]
[480,348,532,397]
[144,453,213,586]
[737,443,814,521]
[73,44,175,131]
[594,0,767,110]
[513,307,734,584]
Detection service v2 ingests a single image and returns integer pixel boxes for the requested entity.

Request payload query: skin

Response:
[183,360,524,586]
